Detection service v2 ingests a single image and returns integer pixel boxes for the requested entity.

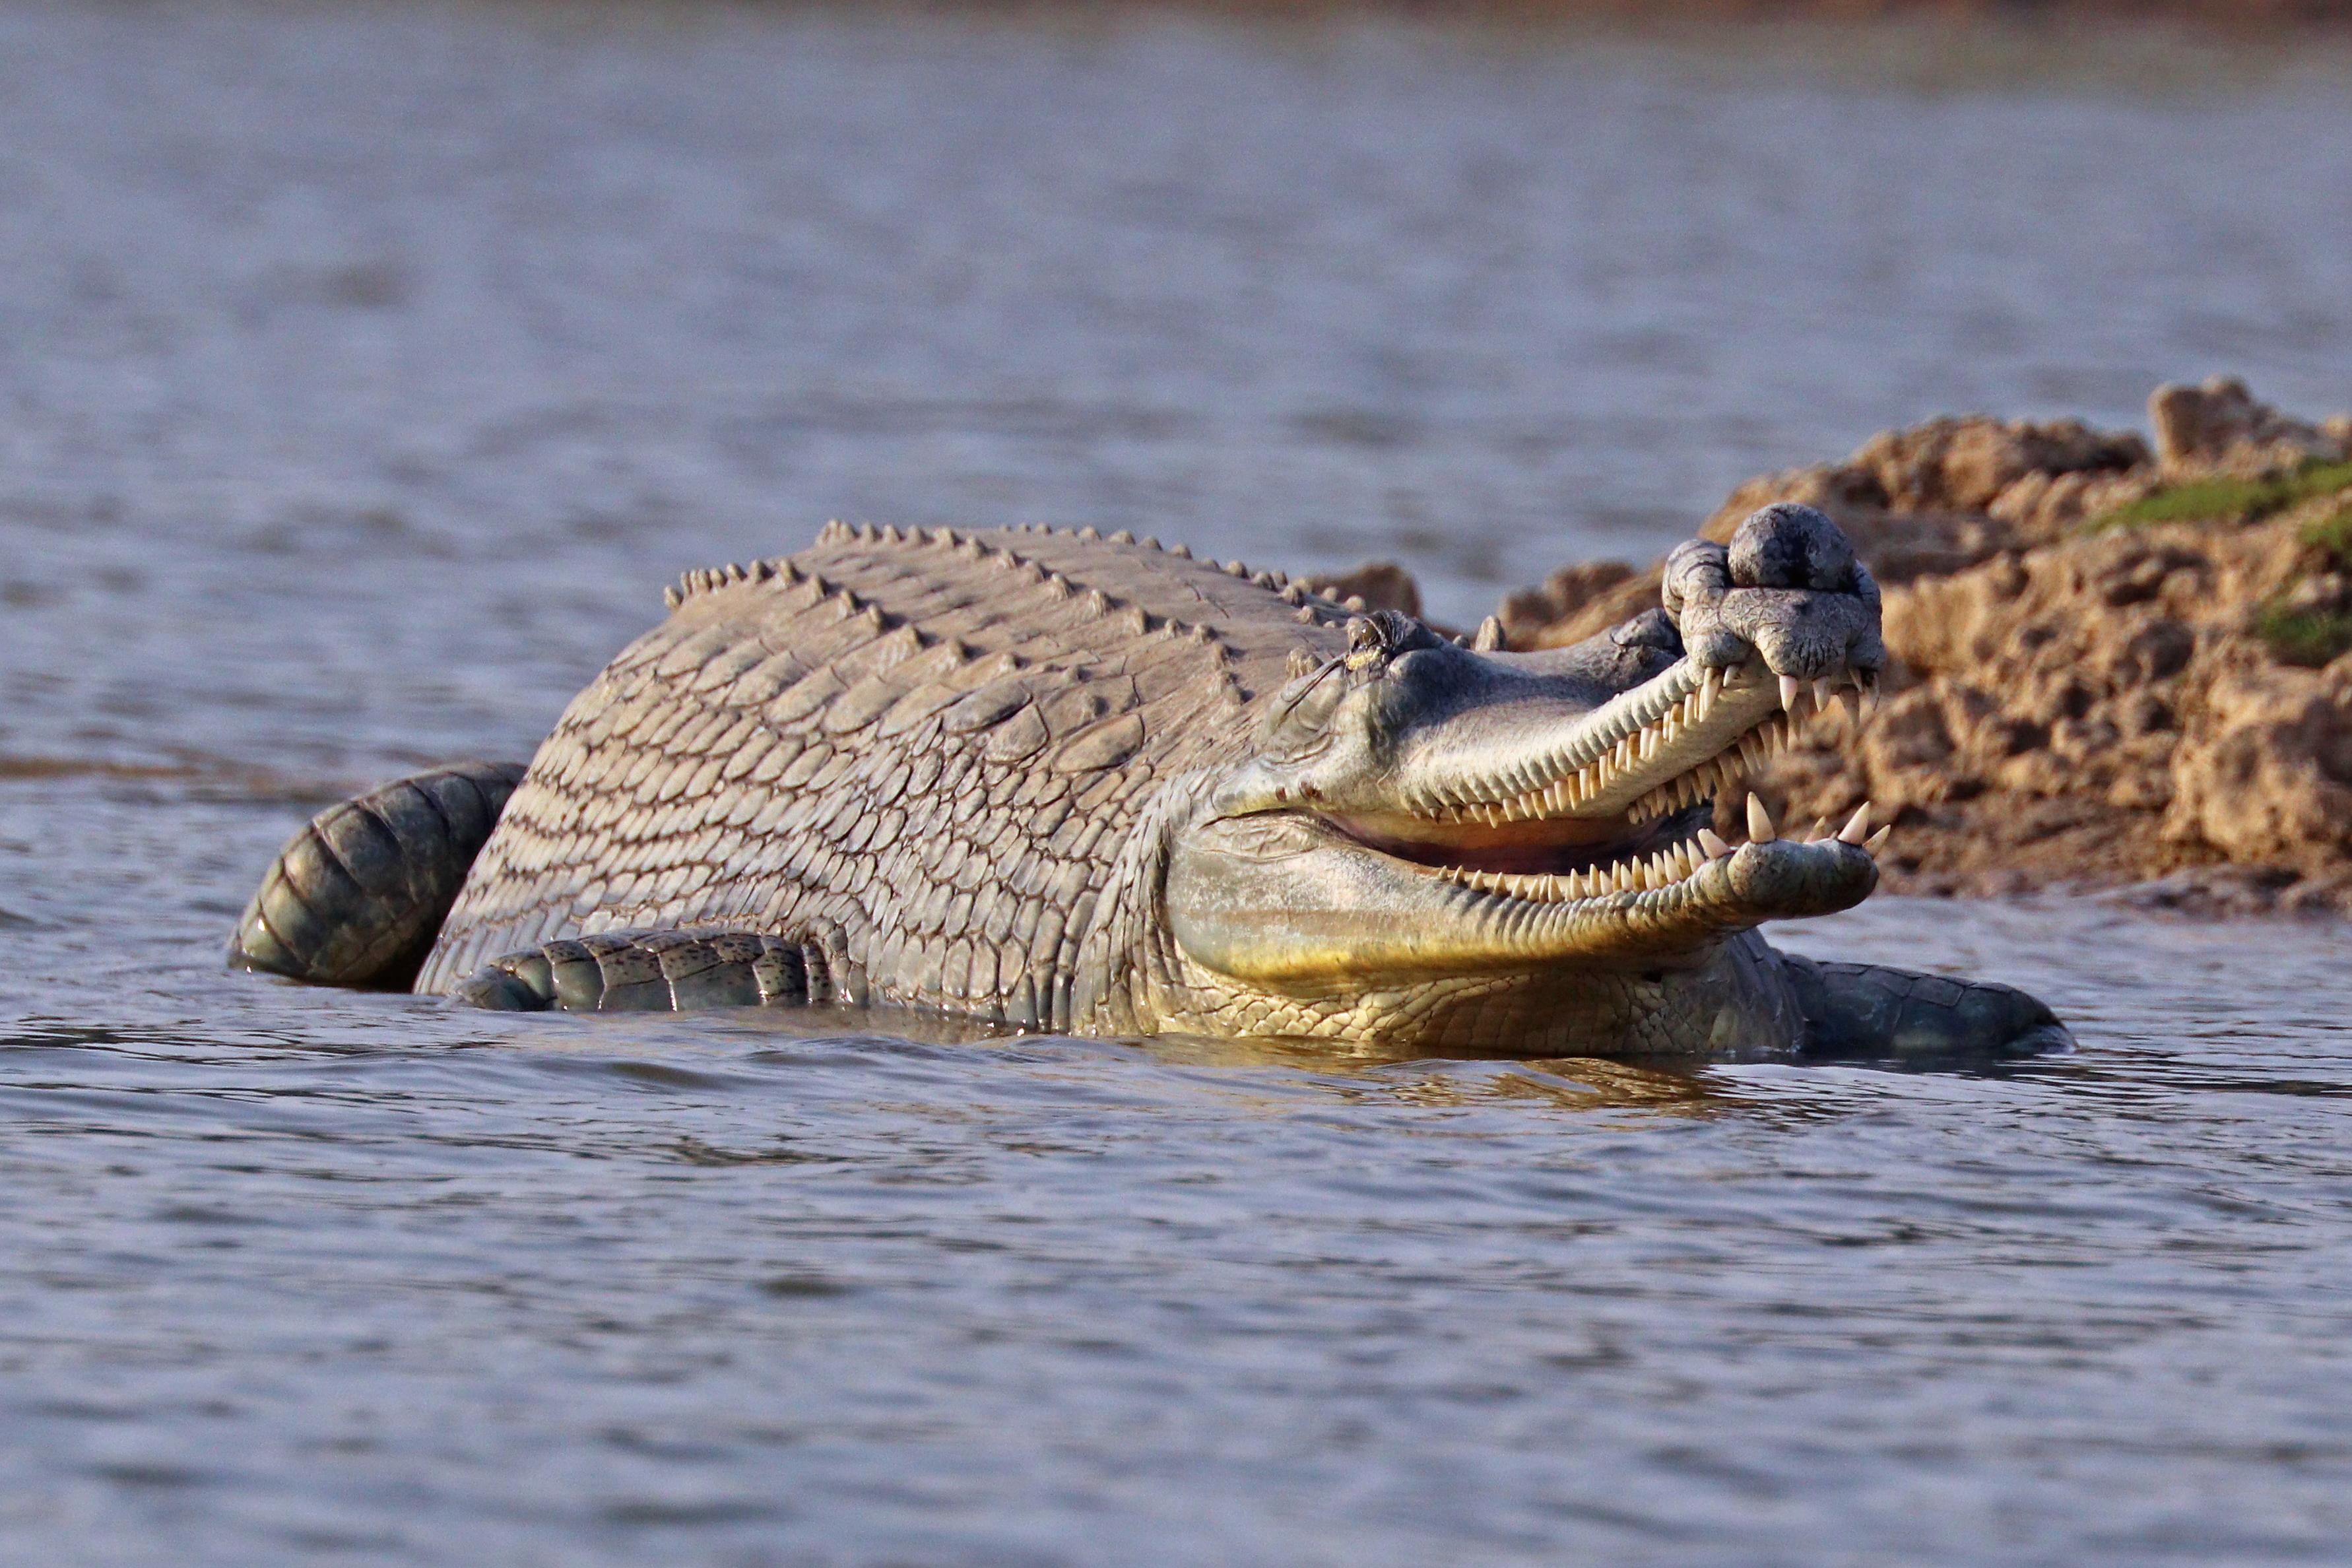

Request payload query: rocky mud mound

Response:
[1404,377,2352,916]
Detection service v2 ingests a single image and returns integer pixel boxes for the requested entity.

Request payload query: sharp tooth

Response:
[1808,818,1829,843]
[1835,689,1858,723]
[1839,803,1873,845]
[1813,677,1837,710]
[1858,673,1880,723]
[1746,795,1777,843]
[1779,673,1801,712]
[1864,825,1891,856]
[1670,845,1694,878]
[1698,828,1732,858]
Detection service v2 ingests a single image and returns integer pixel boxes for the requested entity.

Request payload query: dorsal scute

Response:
[667,523,1369,672]
[663,556,789,612]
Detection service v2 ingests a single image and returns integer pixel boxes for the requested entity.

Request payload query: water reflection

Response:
[5,3,2352,1562]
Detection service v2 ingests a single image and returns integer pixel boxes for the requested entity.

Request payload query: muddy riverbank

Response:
[1408,379,2352,914]
[7,5,2352,1563]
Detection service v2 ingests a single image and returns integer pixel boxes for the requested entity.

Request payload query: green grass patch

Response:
[2089,455,2352,533]
[2255,601,2352,668]
[2299,502,2352,572]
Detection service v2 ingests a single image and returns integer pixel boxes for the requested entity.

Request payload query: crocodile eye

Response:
[1343,610,1443,671]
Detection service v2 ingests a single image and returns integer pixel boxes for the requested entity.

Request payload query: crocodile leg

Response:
[229,761,528,991]
[1782,954,2074,1061]
[452,928,853,1013]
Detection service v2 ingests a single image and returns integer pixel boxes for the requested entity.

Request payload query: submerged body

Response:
[232,509,2068,1059]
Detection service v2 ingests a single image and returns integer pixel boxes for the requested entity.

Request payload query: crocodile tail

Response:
[228,760,527,991]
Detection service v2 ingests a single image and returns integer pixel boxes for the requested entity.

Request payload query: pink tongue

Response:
[1324,812,1643,876]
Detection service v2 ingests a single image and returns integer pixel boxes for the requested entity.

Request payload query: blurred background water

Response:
[3,3,2351,1562]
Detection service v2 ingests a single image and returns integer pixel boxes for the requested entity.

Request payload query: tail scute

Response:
[229,760,528,991]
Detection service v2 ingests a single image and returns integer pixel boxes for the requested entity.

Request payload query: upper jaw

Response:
[1224,647,1887,916]
[1371,651,1878,829]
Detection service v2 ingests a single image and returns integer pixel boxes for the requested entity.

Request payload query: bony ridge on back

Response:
[229,504,2070,1061]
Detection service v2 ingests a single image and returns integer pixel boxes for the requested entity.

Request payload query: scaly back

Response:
[414,524,1360,1028]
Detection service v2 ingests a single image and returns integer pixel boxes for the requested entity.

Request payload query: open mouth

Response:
[1326,802,1710,879]
[1317,657,1888,905]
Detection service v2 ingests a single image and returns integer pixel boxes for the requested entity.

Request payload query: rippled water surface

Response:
[5,3,2352,1562]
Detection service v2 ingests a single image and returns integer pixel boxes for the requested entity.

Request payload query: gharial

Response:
[229,503,2071,1059]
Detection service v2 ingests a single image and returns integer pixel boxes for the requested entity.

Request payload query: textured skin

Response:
[414,525,1352,1032]
[451,930,827,1013]
[228,517,2069,1059]
[1783,956,2074,1061]
[229,760,527,989]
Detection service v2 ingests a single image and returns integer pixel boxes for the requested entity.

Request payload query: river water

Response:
[5,3,2352,1563]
